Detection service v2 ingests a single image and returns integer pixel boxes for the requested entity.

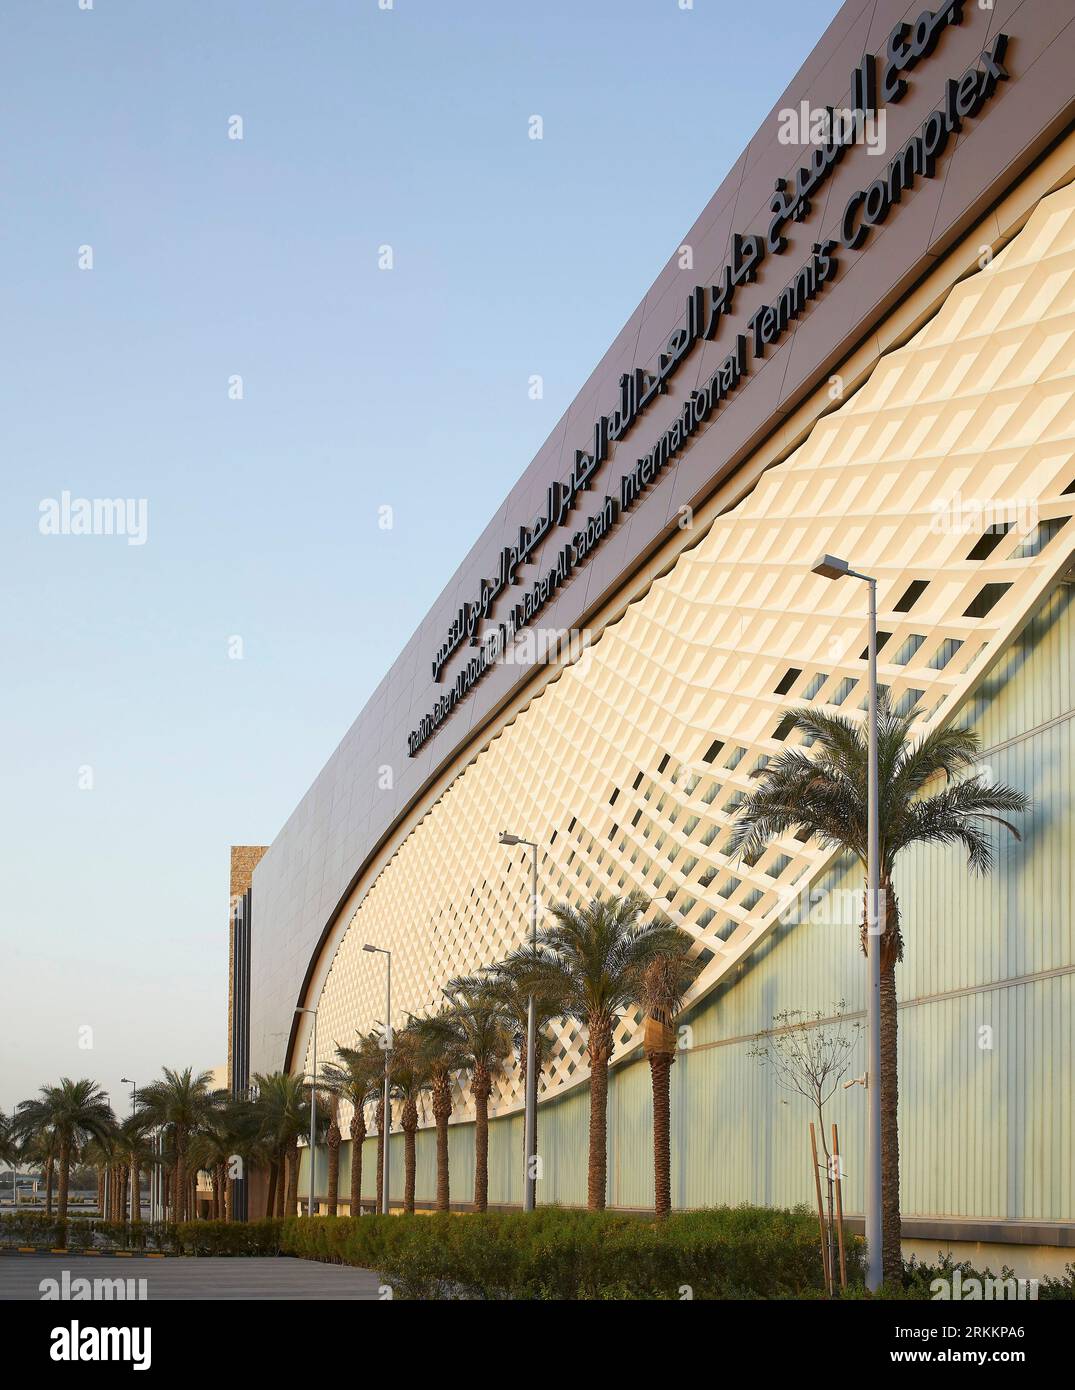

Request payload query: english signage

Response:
[408,0,1009,757]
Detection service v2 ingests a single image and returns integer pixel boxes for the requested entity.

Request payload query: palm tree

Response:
[0,1110,14,1163]
[136,1068,220,1222]
[364,1028,393,1212]
[248,1080,281,1218]
[251,1072,308,1217]
[305,1090,335,1215]
[729,700,1028,1282]
[14,1080,115,1234]
[321,1036,382,1218]
[518,890,686,1210]
[425,982,511,1212]
[82,1135,112,1218]
[410,1010,466,1212]
[187,1099,256,1220]
[0,1112,18,1209]
[457,966,564,1188]
[19,1129,56,1216]
[321,1089,341,1216]
[112,1118,156,1223]
[637,945,700,1218]
[386,1023,431,1214]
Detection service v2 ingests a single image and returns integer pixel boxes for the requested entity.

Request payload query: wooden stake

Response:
[832,1121,847,1291]
[809,1121,832,1295]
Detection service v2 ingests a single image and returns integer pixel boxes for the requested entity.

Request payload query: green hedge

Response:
[5,1207,1070,1299]
[279,1206,859,1299]
[0,1213,279,1256]
[0,1213,175,1251]
[173,1219,283,1257]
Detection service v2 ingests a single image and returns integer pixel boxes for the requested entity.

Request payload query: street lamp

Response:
[812,552,882,1292]
[499,831,539,1213]
[120,1078,137,1221]
[156,1120,176,1223]
[295,1008,318,1217]
[363,944,392,1215]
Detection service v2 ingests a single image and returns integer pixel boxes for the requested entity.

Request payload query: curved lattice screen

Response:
[305,175,1075,1133]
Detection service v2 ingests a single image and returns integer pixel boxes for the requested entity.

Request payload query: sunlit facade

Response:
[236,2,1075,1271]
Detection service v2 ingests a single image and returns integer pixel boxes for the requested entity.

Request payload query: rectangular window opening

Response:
[893,580,929,613]
[774,667,801,695]
[963,582,1012,618]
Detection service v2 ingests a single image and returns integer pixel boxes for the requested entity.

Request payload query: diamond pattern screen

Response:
[304,175,1075,1136]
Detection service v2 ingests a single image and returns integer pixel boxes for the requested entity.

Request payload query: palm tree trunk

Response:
[587,1025,612,1210]
[174,1130,187,1223]
[44,1154,54,1218]
[375,1099,385,1212]
[285,1140,299,1216]
[96,1166,105,1216]
[56,1140,72,1241]
[432,1074,452,1212]
[648,1049,674,1218]
[276,1154,286,1218]
[326,1119,341,1216]
[472,1067,491,1213]
[880,952,902,1283]
[349,1115,365,1217]
[402,1099,418,1214]
[131,1158,141,1223]
[265,1159,278,1218]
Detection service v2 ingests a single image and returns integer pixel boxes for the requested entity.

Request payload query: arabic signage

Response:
[408,0,1008,757]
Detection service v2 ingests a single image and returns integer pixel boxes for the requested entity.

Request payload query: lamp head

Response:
[812,553,851,581]
[362,943,378,954]
[499,832,520,846]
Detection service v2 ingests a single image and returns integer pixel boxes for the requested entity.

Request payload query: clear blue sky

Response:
[0,0,840,1118]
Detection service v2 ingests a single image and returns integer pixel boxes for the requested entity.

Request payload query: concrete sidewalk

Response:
[0,1255,383,1300]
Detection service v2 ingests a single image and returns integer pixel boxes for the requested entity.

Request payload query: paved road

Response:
[0,1256,383,1300]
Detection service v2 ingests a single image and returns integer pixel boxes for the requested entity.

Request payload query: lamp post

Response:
[363,944,392,1215]
[295,1008,318,1217]
[157,1121,175,1223]
[120,1078,137,1220]
[499,831,539,1212]
[812,553,882,1291]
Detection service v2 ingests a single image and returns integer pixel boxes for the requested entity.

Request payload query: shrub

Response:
[279,1205,865,1300]
[173,1219,283,1257]
[0,1212,68,1248]
[0,1213,176,1253]
[900,1252,1074,1302]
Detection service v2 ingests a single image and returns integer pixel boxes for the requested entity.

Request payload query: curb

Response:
[1,1247,169,1258]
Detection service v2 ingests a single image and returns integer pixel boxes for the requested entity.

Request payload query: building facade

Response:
[238,0,1075,1269]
